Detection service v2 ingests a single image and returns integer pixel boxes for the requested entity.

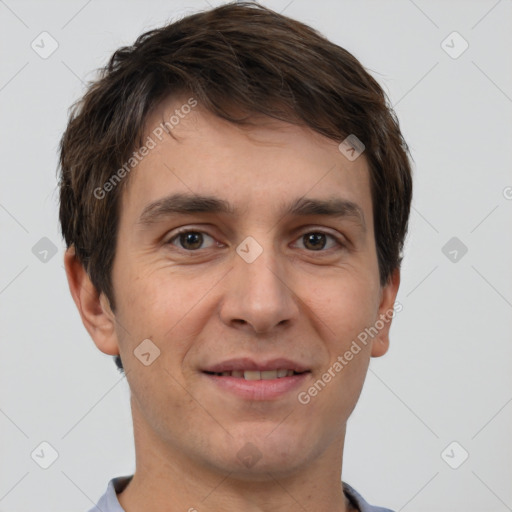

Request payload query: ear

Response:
[63,245,120,357]
[371,268,400,358]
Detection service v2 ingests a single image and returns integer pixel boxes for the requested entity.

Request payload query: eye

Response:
[293,231,341,251]
[166,230,217,251]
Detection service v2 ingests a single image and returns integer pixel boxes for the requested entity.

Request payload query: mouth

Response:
[203,369,308,380]
[200,358,311,400]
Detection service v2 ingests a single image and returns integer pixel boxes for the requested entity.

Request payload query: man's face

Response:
[92,96,398,476]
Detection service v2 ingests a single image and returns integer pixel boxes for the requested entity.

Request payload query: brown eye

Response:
[168,231,216,251]
[303,233,326,250]
[294,231,341,252]
[179,232,203,250]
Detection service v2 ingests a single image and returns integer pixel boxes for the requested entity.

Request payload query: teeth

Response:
[212,369,301,379]
[244,370,261,380]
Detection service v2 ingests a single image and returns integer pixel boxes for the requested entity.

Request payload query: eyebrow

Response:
[136,193,366,232]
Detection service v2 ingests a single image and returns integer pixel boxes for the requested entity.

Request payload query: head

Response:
[60,2,412,479]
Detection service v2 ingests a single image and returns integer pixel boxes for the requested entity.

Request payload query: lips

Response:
[205,369,303,380]
[202,369,310,400]
[201,357,310,375]
[201,357,311,399]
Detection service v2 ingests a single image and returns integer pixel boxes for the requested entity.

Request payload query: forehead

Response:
[120,95,373,227]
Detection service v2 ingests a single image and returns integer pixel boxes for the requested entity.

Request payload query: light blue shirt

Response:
[87,476,395,512]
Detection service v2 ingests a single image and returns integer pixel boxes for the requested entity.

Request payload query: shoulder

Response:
[86,475,133,512]
[343,481,395,512]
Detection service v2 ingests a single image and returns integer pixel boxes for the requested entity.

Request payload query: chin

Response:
[208,430,315,478]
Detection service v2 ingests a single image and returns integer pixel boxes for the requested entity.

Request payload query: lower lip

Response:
[202,372,310,400]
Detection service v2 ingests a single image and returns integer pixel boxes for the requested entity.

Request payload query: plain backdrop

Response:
[1,1,511,511]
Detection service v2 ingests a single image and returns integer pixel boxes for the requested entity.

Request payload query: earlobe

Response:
[371,268,400,358]
[63,246,120,357]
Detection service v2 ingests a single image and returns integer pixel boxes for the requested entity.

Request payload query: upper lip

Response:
[202,357,310,373]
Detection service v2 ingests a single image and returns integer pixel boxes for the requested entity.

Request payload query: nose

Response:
[219,240,299,334]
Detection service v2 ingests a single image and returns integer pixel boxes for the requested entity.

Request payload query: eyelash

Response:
[165,228,345,253]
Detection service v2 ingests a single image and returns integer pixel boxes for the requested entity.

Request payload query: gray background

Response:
[1,0,511,510]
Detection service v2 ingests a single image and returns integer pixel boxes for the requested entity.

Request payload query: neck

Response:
[118,403,351,512]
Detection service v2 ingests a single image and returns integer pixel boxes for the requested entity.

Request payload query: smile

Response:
[204,369,306,380]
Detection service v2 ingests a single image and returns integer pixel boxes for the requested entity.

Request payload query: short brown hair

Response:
[59,1,412,316]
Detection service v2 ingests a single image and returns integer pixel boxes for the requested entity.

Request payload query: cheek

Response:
[114,270,210,437]
[128,365,207,448]
[116,258,193,326]
[305,272,380,342]
[300,278,376,424]
[114,267,219,370]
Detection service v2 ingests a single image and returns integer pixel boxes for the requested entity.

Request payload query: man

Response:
[59,2,412,511]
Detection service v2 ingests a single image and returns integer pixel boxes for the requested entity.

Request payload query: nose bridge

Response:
[238,238,281,291]
[220,233,298,332]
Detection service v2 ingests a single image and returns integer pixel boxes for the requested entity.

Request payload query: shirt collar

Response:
[98,475,391,512]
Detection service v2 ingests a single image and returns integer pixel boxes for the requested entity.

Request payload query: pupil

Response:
[181,232,202,250]
[304,233,325,250]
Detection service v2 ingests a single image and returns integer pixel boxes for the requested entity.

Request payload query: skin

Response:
[65,95,400,512]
